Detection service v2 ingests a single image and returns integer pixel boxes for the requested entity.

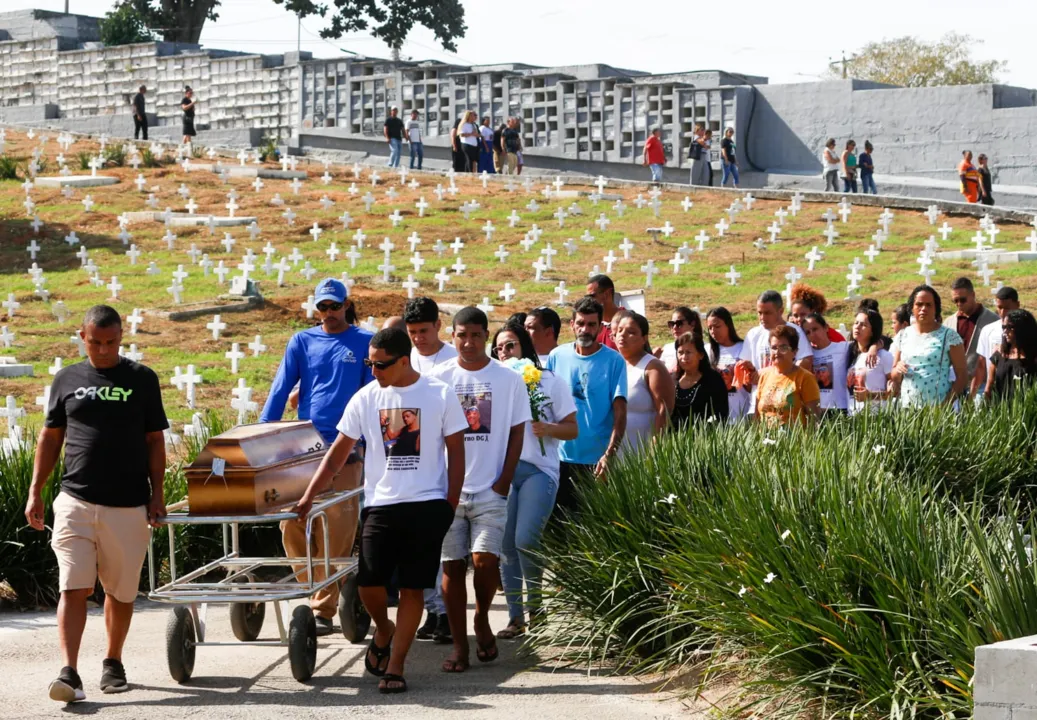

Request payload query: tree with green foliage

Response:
[99,1,158,46]
[828,33,1007,87]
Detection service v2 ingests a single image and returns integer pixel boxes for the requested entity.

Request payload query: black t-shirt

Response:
[181,96,194,119]
[721,137,735,163]
[46,358,169,507]
[503,127,521,153]
[979,167,993,195]
[384,116,404,140]
[133,92,146,116]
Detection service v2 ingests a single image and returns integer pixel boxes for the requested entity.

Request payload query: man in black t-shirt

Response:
[384,106,404,168]
[180,86,196,147]
[131,85,147,140]
[25,305,168,704]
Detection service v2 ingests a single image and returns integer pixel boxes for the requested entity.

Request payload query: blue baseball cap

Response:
[314,278,348,304]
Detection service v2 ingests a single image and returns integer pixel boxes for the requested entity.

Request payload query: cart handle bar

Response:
[154,487,362,526]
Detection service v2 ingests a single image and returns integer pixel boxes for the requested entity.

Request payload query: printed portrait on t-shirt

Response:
[813,359,834,390]
[718,364,735,392]
[460,392,491,434]
[380,408,421,457]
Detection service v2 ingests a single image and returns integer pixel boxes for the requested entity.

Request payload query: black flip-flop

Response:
[364,633,393,677]
[378,673,407,694]
[476,639,499,663]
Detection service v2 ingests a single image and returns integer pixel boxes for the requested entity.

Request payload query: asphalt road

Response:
[0,582,697,720]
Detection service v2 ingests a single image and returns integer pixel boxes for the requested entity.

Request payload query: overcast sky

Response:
[10,0,1035,90]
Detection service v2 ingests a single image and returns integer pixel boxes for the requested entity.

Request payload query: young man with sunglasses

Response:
[260,278,373,636]
[292,327,467,693]
[429,307,531,673]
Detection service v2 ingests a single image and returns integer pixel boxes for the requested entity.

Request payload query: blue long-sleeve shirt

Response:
[260,325,374,444]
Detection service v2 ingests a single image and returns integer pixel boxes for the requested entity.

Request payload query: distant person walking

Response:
[822,138,840,192]
[478,116,496,174]
[406,110,423,170]
[688,123,710,186]
[841,140,858,193]
[384,106,404,168]
[702,129,715,185]
[643,126,665,183]
[719,126,739,188]
[858,140,876,194]
[180,86,196,148]
[502,118,522,175]
[958,150,983,203]
[458,110,480,173]
[131,85,147,141]
[977,154,994,206]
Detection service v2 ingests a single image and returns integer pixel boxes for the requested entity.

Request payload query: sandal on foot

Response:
[441,657,470,673]
[496,619,526,640]
[476,639,499,663]
[378,673,408,694]
[364,634,393,677]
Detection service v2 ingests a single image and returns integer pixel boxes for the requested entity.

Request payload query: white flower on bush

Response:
[764,572,776,584]
[738,586,748,597]
[658,493,678,505]
[762,438,778,446]
[780,529,791,541]
[872,445,886,455]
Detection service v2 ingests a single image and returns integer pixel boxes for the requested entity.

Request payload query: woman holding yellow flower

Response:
[491,322,578,639]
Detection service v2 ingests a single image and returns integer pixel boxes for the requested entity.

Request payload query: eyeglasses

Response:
[666,319,686,329]
[363,356,402,370]
[495,340,518,354]
[317,301,343,312]
[770,344,792,354]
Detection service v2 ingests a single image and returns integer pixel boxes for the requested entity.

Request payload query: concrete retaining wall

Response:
[975,635,1037,719]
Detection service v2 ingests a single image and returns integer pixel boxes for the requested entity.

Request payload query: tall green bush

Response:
[537,388,1037,718]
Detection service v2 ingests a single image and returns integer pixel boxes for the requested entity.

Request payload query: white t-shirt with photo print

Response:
[337,375,467,508]
[430,359,533,494]
[809,340,850,410]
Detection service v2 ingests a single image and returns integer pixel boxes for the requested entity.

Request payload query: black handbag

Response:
[689,140,702,161]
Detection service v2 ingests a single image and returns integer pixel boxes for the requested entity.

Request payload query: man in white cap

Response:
[261,278,374,635]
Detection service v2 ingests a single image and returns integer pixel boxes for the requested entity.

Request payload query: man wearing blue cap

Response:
[261,278,373,635]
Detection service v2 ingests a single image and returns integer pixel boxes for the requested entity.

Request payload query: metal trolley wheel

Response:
[338,572,370,643]
[288,605,318,681]
[229,600,266,642]
[166,606,197,683]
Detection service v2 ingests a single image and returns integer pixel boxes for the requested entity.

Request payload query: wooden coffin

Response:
[185,421,328,515]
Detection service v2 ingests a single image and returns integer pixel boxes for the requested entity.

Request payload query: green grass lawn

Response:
[2,131,1035,432]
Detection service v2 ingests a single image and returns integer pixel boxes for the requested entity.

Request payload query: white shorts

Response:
[440,488,508,561]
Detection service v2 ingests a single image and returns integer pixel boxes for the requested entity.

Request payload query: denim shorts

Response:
[440,487,508,561]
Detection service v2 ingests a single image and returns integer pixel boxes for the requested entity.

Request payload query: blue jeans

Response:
[422,564,444,614]
[721,162,739,187]
[861,173,877,194]
[649,163,663,182]
[501,460,558,623]
[843,176,858,193]
[387,138,401,167]
[409,141,423,169]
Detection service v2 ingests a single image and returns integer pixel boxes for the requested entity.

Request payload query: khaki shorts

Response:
[504,152,518,174]
[52,492,150,603]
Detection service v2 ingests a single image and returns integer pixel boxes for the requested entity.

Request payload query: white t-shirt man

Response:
[519,370,576,482]
[407,119,422,144]
[739,323,812,411]
[975,319,1004,362]
[410,342,458,374]
[337,375,467,508]
[810,341,850,410]
[430,360,532,494]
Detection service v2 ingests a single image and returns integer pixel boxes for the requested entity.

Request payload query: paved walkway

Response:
[0,582,698,719]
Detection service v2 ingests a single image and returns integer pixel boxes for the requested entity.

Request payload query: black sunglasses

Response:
[317,301,344,312]
[364,355,402,370]
[667,319,687,329]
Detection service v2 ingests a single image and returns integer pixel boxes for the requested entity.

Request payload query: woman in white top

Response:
[458,109,480,172]
[491,322,577,638]
[704,306,750,421]
[654,306,702,372]
[846,309,894,414]
[803,313,850,414]
[613,311,674,453]
[822,137,841,192]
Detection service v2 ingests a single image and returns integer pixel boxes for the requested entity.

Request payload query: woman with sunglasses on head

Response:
[985,309,1037,401]
[846,308,894,414]
[671,332,728,429]
[704,307,748,421]
[259,278,372,638]
[654,306,702,372]
[490,322,577,639]
[614,311,675,452]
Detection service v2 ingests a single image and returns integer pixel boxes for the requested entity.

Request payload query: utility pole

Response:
[65,0,69,14]
[828,51,849,79]
[297,13,301,53]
